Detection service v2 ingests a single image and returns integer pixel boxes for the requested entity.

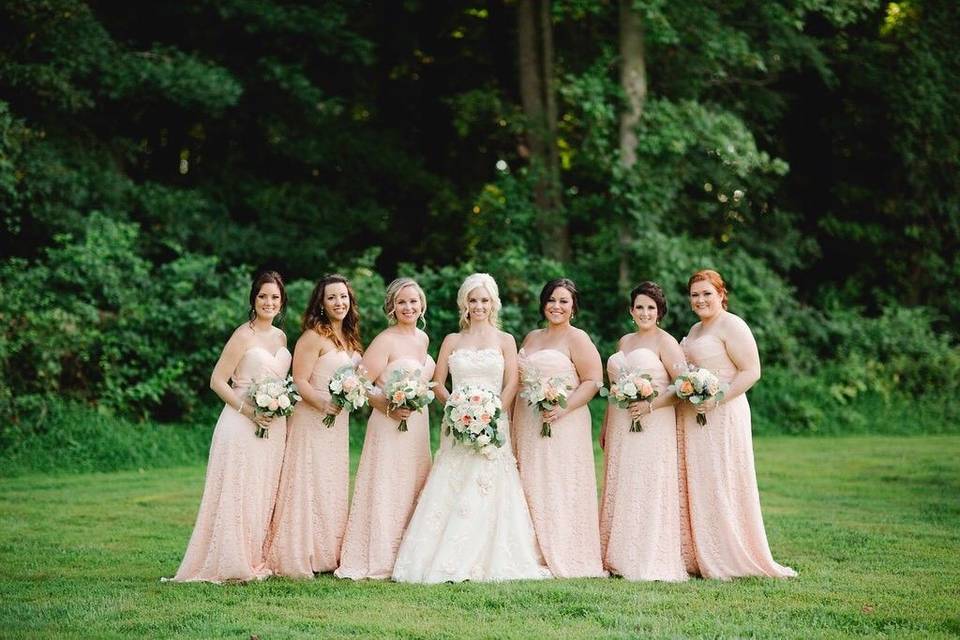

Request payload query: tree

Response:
[517,0,568,262]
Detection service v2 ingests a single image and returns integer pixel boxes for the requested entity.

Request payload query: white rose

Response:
[277,395,291,409]
[622,381,638,397]
[468,419,486,435]
[476,434,491,446]
[256,393,271,408]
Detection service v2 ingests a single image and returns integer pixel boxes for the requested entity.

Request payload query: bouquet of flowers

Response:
[324,364,374,427]
[672,365,725,426]
[443,386,506,458]
[520,369,573,438]
[384,367,436,432]
[600,368,659,432]
[247,375,301,438]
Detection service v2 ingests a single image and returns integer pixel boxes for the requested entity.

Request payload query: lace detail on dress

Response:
[391,348,551,583]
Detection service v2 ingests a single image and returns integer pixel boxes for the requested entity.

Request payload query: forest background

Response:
[1,0,959,474]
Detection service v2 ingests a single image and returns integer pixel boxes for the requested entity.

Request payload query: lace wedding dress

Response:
[392,348,551,583]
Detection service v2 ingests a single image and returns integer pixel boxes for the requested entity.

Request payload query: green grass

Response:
[2,435,958,639]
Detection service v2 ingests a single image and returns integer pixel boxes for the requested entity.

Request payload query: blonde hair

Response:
[457,273,502,330]
[383,277,428,327]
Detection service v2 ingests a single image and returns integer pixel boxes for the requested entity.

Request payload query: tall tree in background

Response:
[617,0,647,289]
[517,0,568,261]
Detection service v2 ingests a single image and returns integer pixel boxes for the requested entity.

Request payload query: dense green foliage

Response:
[2,435,958,638]
[1,0,958,441]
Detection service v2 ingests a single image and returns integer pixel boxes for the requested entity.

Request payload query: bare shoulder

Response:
[228,323,255,348]
[417,328,430,348]
[440,332,462,352]
[366,329,394,353]
[656,327,681,349]
[520,327,544,348]
[721,311,753,335]
[686,320,703,339]
[570,326,597,348]
[616,333,633,351]
[498,330,518,349]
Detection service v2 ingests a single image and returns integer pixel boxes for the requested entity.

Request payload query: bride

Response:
[392,273,552,583]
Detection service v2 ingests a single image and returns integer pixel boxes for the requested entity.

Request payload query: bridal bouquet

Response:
[443,386,506,458]
[324,364,374,427]
[248,375,301,438]
[673,365,725,426]
[600,368,659,432]
[384,368,436,432]
[520,369,573,438]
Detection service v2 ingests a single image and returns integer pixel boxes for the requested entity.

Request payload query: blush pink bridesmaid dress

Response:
[514,348,606,578]
[679,335,796,580]
[599,348,688,581]
[264,349,354,577]
[171,346,290,582]
[334,356,435,579]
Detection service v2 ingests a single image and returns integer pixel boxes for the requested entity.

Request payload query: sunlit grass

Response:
[2,435,958,638]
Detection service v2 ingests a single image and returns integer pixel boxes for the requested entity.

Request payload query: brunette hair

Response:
[302,274,363,354]
[248,270,287,324]
[629,281,668,321]
[539,278,580,320]
[688,269,728,310]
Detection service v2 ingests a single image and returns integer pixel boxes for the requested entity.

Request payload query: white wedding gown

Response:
[392,348,552,583]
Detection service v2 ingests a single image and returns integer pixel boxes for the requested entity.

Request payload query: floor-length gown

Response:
[171,346,290,582]
[392,348,552,583]
[513,348,607,578]
[598,349,688,581]
[679,335,797,579]
[265,349,353,577]
[335,356,435,579]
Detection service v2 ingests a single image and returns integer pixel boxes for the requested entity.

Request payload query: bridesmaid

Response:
[598,281,688,581]
[335,277,435,579]
[170,271,290,582]
[265,275,362,577]
[514,278,606,578]
[678,269,797,579]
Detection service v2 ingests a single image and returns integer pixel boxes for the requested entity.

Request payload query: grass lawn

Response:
[1,434,958,639]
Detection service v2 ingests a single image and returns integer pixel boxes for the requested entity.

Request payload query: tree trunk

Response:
[618,0,647,289]
[518,0,568,262]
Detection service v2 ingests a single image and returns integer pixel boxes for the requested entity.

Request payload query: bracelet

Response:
[238,400,245,415]
[645,400,653,414]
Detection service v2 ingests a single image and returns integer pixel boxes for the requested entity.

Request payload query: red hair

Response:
[688,269,728,310]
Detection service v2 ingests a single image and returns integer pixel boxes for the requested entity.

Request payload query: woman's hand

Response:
[387,406,413,421]
[628,400,652,421]
[695,396,719,413]
[540,406,567,424]
[317,397,343,417]
[240,403,273,428]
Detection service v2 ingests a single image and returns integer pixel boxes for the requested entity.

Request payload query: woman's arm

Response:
[361,332,392,415]
[499,332,520,414]
[542,330,602,423]
[431,334,458,407]
[292,331,338,415]
[209,328,268,426]
[718,315,762,403]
